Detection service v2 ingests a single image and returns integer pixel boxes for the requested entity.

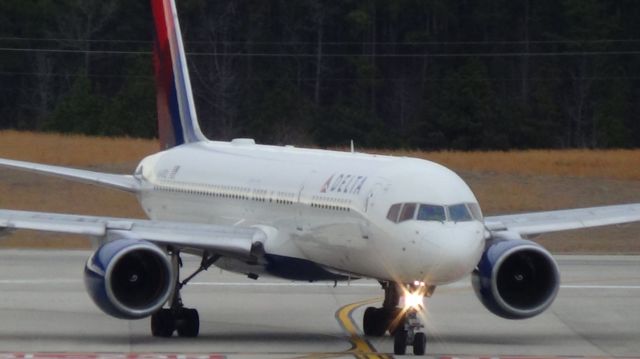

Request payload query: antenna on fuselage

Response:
[350,140,355,153]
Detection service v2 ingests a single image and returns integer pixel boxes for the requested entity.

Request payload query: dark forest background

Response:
[1,0,639,149]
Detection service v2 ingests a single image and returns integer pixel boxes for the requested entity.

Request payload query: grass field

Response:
[2,130,638,180]
[0,130,158,167]
[1,130,639,252]
[389,149,640,181]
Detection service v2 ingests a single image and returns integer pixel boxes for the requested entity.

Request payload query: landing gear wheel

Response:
[149,250,218,338]
[413,332,427,355]
[363,307,387,336]
[151,309,175,337]
[394,329,408,355]
[363,307,376,336]
[176,308,200,337]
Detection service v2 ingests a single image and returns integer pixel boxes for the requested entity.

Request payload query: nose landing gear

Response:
[362,281,434,355]
[394,308,427,355]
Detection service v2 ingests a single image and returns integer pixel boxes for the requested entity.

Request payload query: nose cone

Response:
[424,222,485,284]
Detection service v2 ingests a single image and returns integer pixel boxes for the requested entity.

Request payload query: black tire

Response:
[393,329,407,355]
[363,307,378,336]
[151,309,175,337]
[373,308,388,336]
[177,308,200,337]
[413,332,427,355]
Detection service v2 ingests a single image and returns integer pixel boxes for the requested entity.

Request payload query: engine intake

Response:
[472,239,559,319]
[84,239,174,319]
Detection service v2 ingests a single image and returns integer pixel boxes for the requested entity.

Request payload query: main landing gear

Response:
[151,250,219,338]
[362,282,433,356]
[363,282,402,336]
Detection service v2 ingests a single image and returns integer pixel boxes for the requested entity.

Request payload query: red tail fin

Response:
[151,0,206,149]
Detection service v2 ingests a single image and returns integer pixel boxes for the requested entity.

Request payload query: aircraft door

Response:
[245,178,262,216]
[361,177,389,243]
[364,177,389,213]
[296,170,318,232]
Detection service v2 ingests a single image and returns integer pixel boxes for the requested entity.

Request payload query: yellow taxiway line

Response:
[335,297,393,359]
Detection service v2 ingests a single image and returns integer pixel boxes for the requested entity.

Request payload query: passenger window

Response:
[398,203,417,222]
[386,203,402,222]
[467,203,483,220]
[417,204,446,222]
[448,204,473,222]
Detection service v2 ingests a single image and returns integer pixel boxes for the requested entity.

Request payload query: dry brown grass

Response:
[1,131,639,252]
[1,131,154,249]
[0,130,157,167]
[2,130,638,180]
[383,149,640,181]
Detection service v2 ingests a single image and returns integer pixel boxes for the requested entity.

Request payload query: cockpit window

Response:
[387,202,481,224]
[386,203,402,222]
[467,203,483,220]
[398,203,417,222]
[448,203,473,222]
[417,204,446,222]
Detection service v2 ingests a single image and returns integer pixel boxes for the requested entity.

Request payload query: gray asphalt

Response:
[0,250,638,358]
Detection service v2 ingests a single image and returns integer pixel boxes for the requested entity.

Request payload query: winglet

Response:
[151,0,207,149]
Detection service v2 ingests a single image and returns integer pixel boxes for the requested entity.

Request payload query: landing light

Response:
[402,291,425,310]
[400,283,427,310]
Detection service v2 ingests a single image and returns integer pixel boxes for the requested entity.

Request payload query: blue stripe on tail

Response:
[151,0,206,149]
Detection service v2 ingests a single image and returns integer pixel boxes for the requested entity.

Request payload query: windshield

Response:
[398,203,417,222]
[467,203,483,220]
[386,202,481,223]
[417,204,446,222]
[386,203,402,222]
[448,204,473,222]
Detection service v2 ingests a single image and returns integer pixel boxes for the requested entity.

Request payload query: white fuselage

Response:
[134,140,486,285]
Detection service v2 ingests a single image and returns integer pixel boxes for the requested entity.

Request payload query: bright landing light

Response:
[402,291,425,310]
[399,281,427,310]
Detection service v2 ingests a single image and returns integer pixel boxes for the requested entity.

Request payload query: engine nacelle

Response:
[472,239,559,319]
[84,239,174,319]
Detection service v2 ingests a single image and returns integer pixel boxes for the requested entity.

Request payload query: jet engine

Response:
[84,239,174,319]
[471,239,559,319]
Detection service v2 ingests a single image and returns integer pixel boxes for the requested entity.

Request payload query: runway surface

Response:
[0,250,638,358]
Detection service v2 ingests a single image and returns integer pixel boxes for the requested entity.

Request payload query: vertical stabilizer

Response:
[151,0,207,149]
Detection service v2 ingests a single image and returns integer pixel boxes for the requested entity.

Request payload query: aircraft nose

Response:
[425,223,485,284]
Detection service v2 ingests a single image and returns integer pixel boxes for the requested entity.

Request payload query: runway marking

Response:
[0,355,226,359]
[435,357,640,359]
[0,279,378,287]
[335,298,392,359]
[0,279,79,284]
[0,279,387,288]
[560,285,640,289]
[2,279,640,291]
[1,354,639,359]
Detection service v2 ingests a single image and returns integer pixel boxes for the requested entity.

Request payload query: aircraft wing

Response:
[484,203,640,237]
[0,158,140,193]
[0,209,265,259]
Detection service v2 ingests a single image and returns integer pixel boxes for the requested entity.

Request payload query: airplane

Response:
[1,0,640,356]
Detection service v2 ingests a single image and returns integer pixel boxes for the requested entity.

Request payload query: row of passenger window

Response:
[154,183,297,205]
[310,195,352,212]
[386,202,483,223]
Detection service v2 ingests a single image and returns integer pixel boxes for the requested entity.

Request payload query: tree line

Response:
[1,0,639,149]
